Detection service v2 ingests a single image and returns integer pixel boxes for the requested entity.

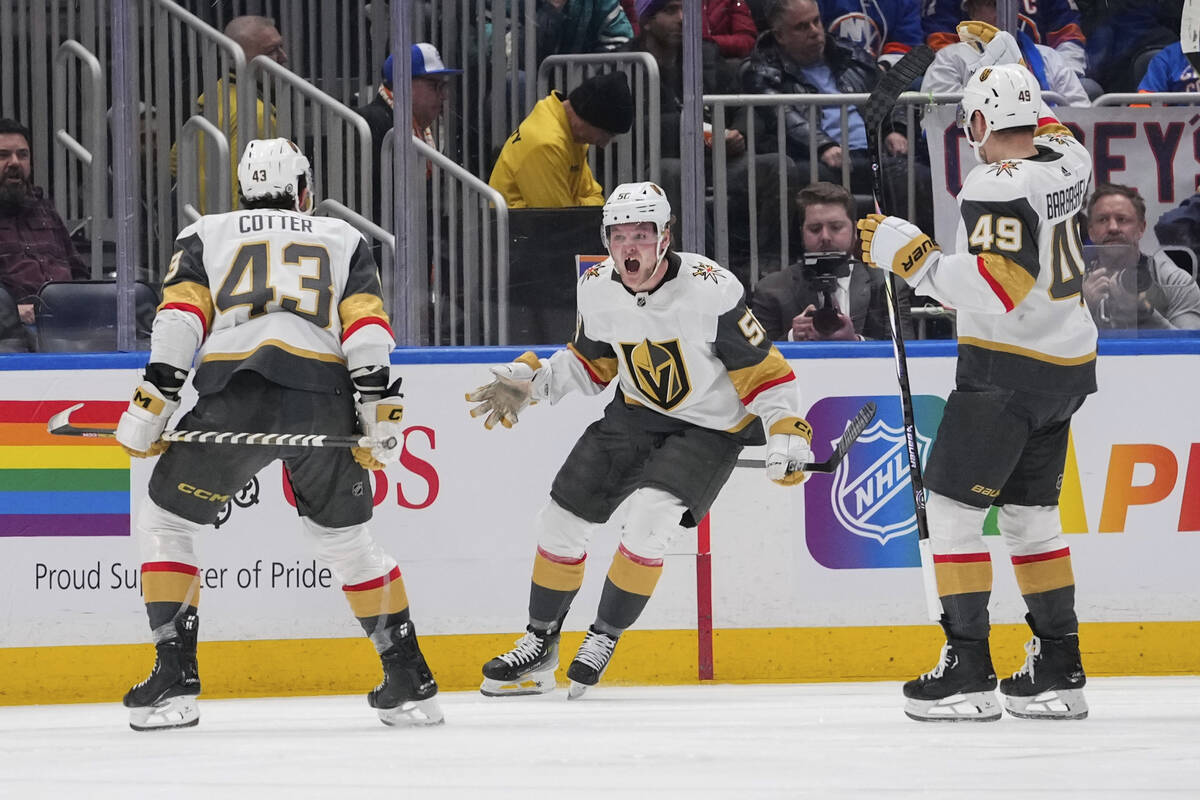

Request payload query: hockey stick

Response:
[1183,0,1200,72]
[736,401,875,474]
[46,403,397,450]
[862,45,942,622]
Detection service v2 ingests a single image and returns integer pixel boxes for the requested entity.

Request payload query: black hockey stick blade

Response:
[737,402,876,474]
[862,45,935,133]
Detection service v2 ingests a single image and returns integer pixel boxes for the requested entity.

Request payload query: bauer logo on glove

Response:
[857,213,941,283]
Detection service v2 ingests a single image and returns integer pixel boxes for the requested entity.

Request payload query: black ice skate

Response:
[368,621,444,726]
[566,626,618,699]
[1000,615,1088,720]
[123,612,201,731]
[903,633,1000,722]
[480,625,560,696]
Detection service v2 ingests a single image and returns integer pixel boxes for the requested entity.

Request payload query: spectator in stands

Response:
[920,0,1090,107]
[489,71,634,208]
[922,0,1086,78]
[1083,1,1181,95]
[820,0,925,68]
[751,181,911,340]
[536,0,634,64]
[356,43,461,221]
[1082,183,1200,331]
[633,0,793,274]
[0,119,88,331]
[178,15,288,212]
[1137,41,1199,94]
[1154,183,1200,257]
[741,0,911,200]
[621,0,759,59]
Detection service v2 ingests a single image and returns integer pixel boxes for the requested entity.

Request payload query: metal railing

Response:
[176,116,230,225]
[383,132,511,346]
[143,0,252,275]
[537,53,662,190]
[51,40,106,279]
[248,55,374,218]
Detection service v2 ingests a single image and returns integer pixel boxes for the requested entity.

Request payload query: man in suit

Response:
[751,181,912,341]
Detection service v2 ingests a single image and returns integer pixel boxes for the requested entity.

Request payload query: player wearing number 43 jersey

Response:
[858,64,1095,722]
[468,181,816,699]
[115,138,442,730]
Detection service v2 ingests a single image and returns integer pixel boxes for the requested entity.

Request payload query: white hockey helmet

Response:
[959,63,1041,157]
[237,137,314,213]
[601,181,672,262]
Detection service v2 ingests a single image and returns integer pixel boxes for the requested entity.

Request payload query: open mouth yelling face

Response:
[608,221,666,292]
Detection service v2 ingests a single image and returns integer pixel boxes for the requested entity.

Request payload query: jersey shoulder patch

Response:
[677,253,743,313]
[961,162,1032,203]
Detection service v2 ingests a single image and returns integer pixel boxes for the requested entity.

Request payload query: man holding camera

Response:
[750,182,912,341]
[1082,183,1200,332]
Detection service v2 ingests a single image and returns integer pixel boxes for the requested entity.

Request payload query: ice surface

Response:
[1,678,1197,799]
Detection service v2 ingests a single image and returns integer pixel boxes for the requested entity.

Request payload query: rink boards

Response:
[1,340,1199,704]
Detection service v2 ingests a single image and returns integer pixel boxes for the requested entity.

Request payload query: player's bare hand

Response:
[885,132,908,156]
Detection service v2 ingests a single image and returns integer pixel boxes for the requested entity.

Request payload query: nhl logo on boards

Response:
[803,395,944,570]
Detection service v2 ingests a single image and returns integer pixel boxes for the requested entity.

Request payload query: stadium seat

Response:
[34,280,158,352]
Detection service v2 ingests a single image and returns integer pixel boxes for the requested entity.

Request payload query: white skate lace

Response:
[574,630,617,672]
[497,630,547,667]
[1011,637,1041,680]
[919,644,952,680]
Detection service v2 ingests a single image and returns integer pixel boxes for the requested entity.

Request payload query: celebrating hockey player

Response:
[467,182,815,698]
[116,138,442,730]
[857,64,1095,721]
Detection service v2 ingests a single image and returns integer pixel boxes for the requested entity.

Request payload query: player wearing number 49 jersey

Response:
[859,64,1095,722]
[468,181,815,699]
[115,138,442,731]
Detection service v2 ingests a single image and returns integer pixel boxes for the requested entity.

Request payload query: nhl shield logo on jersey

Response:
[803,395,945,569]
[620,338,691,410]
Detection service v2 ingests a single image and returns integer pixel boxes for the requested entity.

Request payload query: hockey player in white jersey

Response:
[115,138,442,730]
[857,64,1095,721]
[468,182,816,698]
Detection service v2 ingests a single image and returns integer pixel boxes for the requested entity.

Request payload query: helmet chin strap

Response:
[965,121,993,164]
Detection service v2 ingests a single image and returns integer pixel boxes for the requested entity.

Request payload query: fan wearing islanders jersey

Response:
[114,138,442,731]
[467,181,815,699]
[820,0,924,67]
[858,64,1095,722]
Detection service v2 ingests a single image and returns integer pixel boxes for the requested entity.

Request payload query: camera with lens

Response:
[801,251,852,337]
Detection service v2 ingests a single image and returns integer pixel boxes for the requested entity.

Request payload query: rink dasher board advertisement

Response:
[2,343,1198,651]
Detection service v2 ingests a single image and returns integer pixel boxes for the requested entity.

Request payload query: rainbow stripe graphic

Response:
[0,400,130,537]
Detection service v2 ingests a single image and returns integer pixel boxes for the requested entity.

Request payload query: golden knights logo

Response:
[582,265,602,281]
[620,338,691,410]
[988,160,1021,177]
[691,262,723,283]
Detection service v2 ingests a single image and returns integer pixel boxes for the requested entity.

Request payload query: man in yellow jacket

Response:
[488,71,634,208]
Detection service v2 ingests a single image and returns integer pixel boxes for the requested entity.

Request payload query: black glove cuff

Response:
[143,362,187,401]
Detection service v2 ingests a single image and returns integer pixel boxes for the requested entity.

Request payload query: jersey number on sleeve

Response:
[738,310,767,346]
[216,242,333,327]
[968,214,1023,252]
[1047,219,1085,301]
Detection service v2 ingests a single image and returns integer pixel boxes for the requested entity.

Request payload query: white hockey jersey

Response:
[157,209,394,395]
[914,115,1097,395]
[539,251,804,437]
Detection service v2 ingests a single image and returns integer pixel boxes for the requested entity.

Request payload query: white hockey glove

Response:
[115,381,180,458]
[354,379,405,471]
[465,351,549,430]
[857,214,941,284]
[765,417,814,487]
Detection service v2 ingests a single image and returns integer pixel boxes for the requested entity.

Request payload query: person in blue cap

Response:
[355,43,462,219]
